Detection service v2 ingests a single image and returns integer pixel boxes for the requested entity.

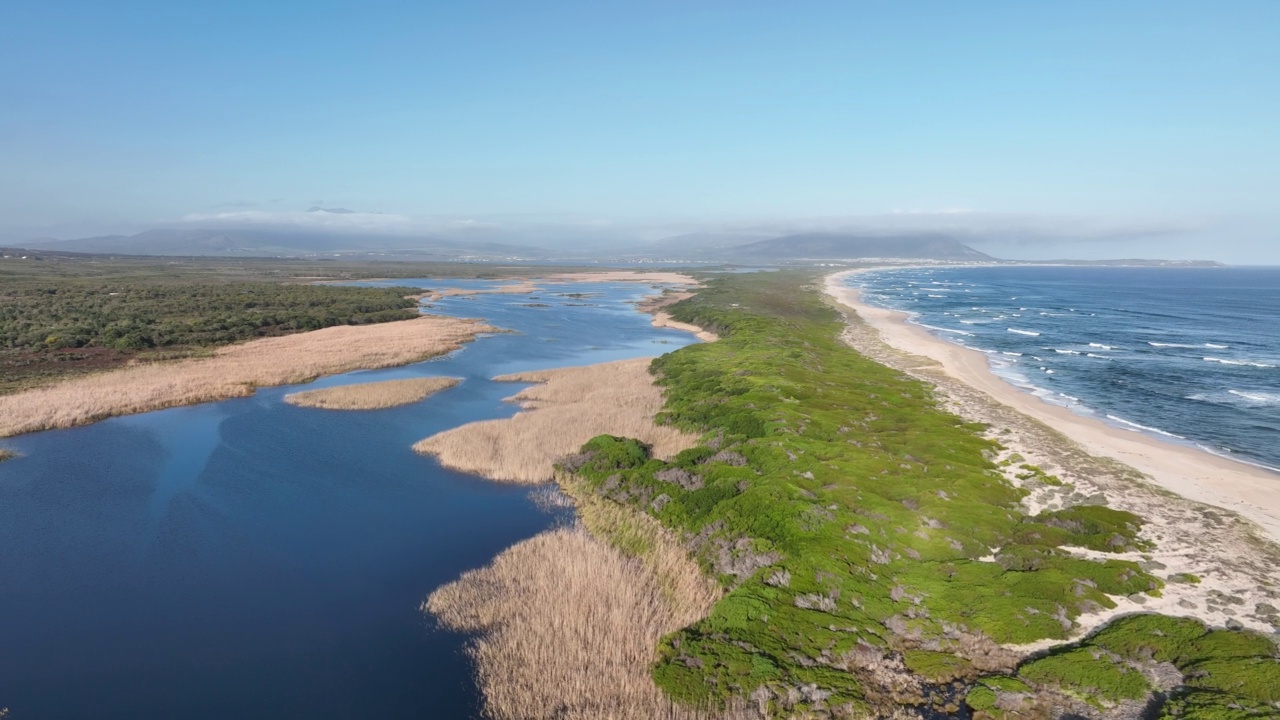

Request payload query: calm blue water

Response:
[851,266,1280,472]
[0,280,697,719]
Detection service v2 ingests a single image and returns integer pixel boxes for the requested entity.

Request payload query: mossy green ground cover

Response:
[997,614,1279,717]
[563,273,1172,712]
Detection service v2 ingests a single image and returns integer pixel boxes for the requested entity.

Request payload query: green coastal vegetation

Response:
[560,272,1279,717]
[974,614,1280,718]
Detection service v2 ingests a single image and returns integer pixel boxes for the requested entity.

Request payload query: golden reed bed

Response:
[284,376,461,410]
[0,315,493,437]
[426,486,741,720]
[413,358,698,483]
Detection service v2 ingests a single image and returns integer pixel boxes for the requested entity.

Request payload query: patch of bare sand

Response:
[413,358,701,483]
[0,315,494,437]
[283,376,461,410]
[823,270,1280,642]
[652,311,720,342]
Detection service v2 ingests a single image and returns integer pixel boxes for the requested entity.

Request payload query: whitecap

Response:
[1204,357,1276,368]
[1205,343,1230,349]
[1002,351,1023,357]
[1053,349,1080,355]
[1149,342,1197,348]
[1088,343,1117,350]
[1008,328,1040,337]
[1086,353,1109,358]
[1228,389,1280,405]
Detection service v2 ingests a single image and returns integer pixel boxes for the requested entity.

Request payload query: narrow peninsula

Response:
[424,271,1280,720]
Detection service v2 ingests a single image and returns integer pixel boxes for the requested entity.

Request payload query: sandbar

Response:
[0,314,494,437]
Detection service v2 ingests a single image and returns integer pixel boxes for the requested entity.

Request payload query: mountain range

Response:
[17,228,993,262]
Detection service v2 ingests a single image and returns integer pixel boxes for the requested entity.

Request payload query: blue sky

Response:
[2,1,1277,261]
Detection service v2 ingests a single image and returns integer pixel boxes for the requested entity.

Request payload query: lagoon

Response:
[0,280,695,719]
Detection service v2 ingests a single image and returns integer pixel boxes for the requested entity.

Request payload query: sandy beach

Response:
[825,269,1280,544]
[825,269,1280,640]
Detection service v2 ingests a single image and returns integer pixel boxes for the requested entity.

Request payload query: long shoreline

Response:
[824,268,1280,544]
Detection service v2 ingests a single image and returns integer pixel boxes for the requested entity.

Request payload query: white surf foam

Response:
[1228,389,1280,405]
[916,323,975,337]
[1195,444,1280,474]
[1105,414,1187,439]
[1007,328,1040,336]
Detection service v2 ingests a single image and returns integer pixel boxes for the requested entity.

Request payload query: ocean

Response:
[850,266,1280,472]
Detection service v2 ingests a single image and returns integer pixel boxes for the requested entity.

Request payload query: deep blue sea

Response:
[851,266,1280,472]
[0,279,697,719]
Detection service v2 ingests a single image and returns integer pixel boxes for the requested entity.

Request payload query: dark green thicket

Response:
[0,281,419,392]
[0,283,419,351]
[561,272,1277,717]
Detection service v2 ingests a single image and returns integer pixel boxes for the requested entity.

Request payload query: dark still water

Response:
[0,279,696,719]
[852,266,1280,471]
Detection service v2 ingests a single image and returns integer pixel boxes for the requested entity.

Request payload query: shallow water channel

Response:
[0,279,696,719]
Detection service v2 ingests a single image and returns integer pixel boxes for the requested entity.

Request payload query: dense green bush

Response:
[0,280,419,392]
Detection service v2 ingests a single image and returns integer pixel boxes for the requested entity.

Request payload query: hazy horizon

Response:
[3,2,1277,264]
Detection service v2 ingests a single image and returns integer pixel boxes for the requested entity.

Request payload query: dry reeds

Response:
[413,358,700,483]
[283,376,461,410]
[0,315,494,437]
[425,488,732,720]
